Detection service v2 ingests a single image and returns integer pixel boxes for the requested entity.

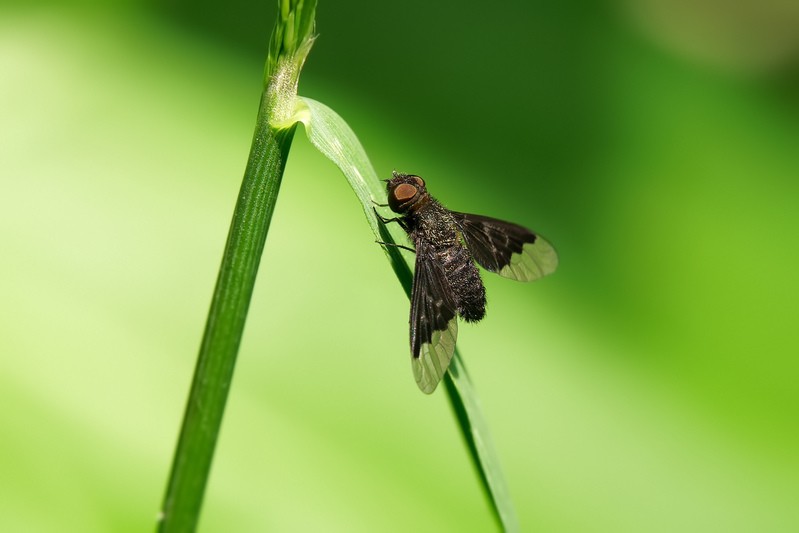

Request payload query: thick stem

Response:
[158,94,296,532]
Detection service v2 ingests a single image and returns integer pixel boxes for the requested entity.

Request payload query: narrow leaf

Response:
[291,96,519,531]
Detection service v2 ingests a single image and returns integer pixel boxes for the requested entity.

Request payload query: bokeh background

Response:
[2,0,798,531]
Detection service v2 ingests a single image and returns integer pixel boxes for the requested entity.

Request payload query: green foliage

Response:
[5,3,799,532]
[160,1,516,531]
[265,0,317,85]
[294,97,518,530]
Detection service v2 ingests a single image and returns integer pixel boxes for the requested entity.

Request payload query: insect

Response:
[375,172,558,393]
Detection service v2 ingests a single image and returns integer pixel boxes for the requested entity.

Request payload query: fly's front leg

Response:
[372,206,409,231]
[372,201,412,251]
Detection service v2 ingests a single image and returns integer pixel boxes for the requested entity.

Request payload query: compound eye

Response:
[393,183,417,202]
[412,176,425,187]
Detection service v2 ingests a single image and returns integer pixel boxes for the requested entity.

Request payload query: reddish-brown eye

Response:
[393,183,417,202]
[412,176,425,187]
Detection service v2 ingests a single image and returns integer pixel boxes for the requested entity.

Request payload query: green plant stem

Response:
[158,1,314,529]
[158,95,296,532]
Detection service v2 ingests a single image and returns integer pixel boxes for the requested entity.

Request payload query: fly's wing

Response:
[410,240,459,394]
[452,212,558,282]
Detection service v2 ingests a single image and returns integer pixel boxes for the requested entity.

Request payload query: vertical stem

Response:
[158,94,296,532]
[158,0,315,527]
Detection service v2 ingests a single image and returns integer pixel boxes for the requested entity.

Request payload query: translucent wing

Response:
[410,240,459,394]
[451,212,558,282]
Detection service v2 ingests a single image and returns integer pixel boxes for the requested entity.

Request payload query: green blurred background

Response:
[2,0,798,531]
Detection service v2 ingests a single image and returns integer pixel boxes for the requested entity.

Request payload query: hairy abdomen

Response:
[441,244,486,322]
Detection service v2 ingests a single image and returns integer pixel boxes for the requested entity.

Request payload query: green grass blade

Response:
[293,96,519,531]
[158,1,316,531]
[445,355,519,531]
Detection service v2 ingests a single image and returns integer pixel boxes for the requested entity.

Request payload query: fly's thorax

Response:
[409,199,460,247]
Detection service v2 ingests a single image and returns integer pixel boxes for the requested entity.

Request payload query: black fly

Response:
[376,172,558,393]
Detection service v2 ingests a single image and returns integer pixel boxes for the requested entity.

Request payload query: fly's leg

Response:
[372,207,408,231]
[372,202,412,250]
[375,241,416,254]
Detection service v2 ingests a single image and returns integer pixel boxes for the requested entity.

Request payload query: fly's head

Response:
[386,172,428,214]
